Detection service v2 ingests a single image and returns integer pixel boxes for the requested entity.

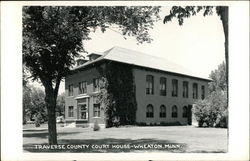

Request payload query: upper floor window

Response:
[183,81,189,98]
[172,105,178,118]
[172,79,178,97]
[160,77,167,96]
[193,83,198,99]
[68,84,73,96]
[182,106,188,118]
[93,78,100,92]
[160,105,166,118]
[146,104,154,118]
[146,75,154,95]
[201,85,205,100]
[93,104,101,117]
[68,106,74,117]
[79,81,87,94]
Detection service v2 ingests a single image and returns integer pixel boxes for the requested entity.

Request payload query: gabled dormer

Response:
[87,52,103,61]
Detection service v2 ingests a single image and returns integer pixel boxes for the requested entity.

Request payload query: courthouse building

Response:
[65,46,210,127]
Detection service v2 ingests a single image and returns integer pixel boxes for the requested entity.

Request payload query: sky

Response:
[32,7,225,94]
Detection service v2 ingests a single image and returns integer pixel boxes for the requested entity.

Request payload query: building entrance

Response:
[79,104,87,119]
[77,97,89,120]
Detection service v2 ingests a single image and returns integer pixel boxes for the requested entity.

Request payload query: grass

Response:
[23,125,227,153]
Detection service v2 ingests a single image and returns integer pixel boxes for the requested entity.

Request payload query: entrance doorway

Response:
[79,104,87,119]
[77,97,89,120]
[187,105,192,125]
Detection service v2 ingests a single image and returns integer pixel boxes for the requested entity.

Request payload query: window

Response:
[146,75,154,95]
[160,77,167,96]
[68,106,74,117]
[68,84,73,96]
[160,105,166,118]
[79,104,87,119]
[146,104,154,118]
[172,105,178,118]
[172,79,178,97]
[93,104,100,117]
[183,81,189,98]
[79,81,87,94]
[182,106,187,118]
[193,83,198,99]
[93,78,100,92]
[201,85,205,100]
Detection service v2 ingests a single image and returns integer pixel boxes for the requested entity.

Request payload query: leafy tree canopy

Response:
[163,6,227,27]
[23,85,47,122]
[193,62,228,128]
[209,61,227,92]
[23,6,160,87]
[23,6,160,144]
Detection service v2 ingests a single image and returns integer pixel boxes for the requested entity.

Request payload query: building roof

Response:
[73,46,211,81]
[86,52,104,57]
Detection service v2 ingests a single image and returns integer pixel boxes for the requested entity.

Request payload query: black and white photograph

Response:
[1,1,249,161]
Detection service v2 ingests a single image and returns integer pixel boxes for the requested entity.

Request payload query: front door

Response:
[77,97,89,120]
[187,105,192,125]
[79,104,87,119]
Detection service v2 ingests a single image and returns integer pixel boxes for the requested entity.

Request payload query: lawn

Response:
[23,125,227,153]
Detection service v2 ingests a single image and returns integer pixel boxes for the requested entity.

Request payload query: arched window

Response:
[172,105,178,118]
[183,106,187,118]
[160,105,166,118]
[146,104,154,118]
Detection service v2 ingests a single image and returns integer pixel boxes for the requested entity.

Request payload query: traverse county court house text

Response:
[65,46,210,127]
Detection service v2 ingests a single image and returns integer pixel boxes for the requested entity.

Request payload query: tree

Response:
[193,62,228,128]
[23,82,31,124]
[23,85,47,123]
[163,6,228,99]
[193,90,227,127]
[56,92,65,117]
[208,61,227,93]
[23,6,160,144]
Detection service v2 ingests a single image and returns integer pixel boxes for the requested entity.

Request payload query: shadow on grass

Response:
[23,138,187,153]
[188,150,227,153]
[23,129,48,132]
[23,130,82,139]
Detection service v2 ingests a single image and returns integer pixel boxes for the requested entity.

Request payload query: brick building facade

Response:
[65,46,210,127]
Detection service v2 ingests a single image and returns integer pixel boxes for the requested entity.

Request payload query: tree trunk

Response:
[220,7,228,100]
[45,86,58,145]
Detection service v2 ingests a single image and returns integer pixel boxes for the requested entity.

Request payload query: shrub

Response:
[202,122,208,128]
[193,90,228,128]
[93,121,100,131]
[160,121,181,126]
[136,121,182,126]
[113,117,120,127]
[34,113,42,127]
[136,122,147,126]
[215,110,228,128]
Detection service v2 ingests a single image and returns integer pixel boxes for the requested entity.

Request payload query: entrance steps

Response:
[65,122,76,128]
